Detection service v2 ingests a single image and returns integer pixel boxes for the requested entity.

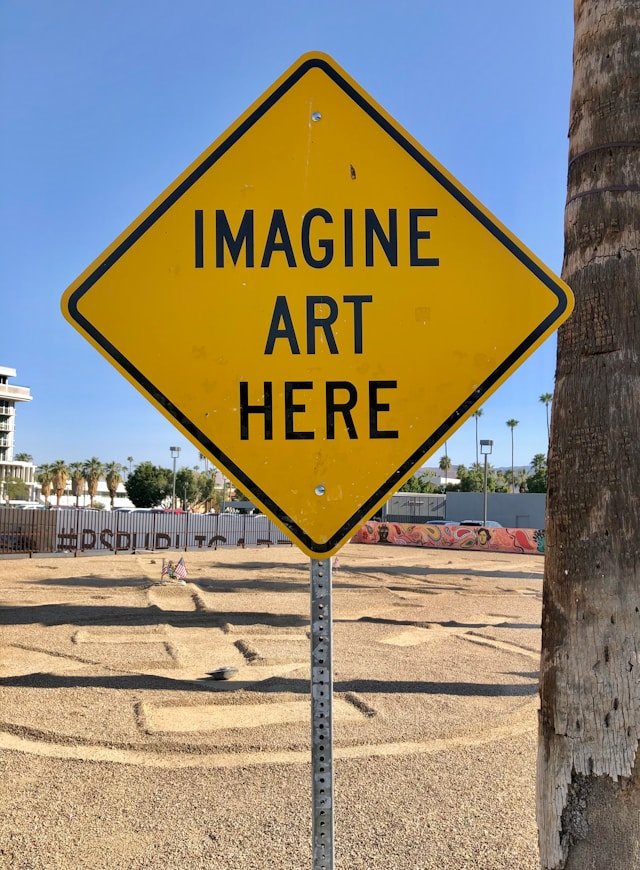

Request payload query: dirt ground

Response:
[0,542,544,870]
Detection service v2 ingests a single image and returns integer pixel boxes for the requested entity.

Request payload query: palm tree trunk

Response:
[545,403,550,442]
[537,3,640,868]
[511,431,514,494]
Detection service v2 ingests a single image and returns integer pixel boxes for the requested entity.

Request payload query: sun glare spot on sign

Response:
[61,52,573,558]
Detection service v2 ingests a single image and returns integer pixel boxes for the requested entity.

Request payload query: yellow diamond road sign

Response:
[62,53,573,558]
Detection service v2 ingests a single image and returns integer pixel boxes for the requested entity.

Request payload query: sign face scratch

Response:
[61,52,573,557]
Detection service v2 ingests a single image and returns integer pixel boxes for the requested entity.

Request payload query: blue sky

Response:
[1,1,573,475]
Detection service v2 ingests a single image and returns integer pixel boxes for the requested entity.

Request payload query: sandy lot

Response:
[0,542,544,869]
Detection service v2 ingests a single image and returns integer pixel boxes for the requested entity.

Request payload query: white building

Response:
[0,366,37,501]
[418,465,461,489]
[50,479,134,511]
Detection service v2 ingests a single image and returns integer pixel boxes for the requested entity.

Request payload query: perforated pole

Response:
[310,557,334,870]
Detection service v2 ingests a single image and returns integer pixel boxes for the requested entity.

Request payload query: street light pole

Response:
[480,439,493,526]
[170,446,181,509]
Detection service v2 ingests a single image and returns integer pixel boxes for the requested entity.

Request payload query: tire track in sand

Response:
[0,704,536,769]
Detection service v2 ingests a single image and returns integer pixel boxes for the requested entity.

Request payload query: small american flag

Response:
[174,557,188,580]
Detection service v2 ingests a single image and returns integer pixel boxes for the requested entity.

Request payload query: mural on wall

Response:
[351,521,545,555]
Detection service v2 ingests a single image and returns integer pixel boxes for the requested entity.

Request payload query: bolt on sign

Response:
[61,53,573,558]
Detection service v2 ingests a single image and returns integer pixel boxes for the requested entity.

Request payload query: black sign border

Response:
[66,55,570,555]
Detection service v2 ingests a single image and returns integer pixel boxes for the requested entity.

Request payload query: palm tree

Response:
[14,452,33,463]
[69,462,85,508]
[126,456,134,478]
[531,453,547,474]
[50,459,69,506]
[515,468,528,493]
[505,419,519,493]
[539,392,553,441]
[472,409,483,465]
[36,463,53,506]
[528,453,548,493]
[439,450,452,492]
[105,462,124,509]
[538,7,640,865]
[83,458,104,508]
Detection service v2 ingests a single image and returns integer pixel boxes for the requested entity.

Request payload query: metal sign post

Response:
[310,557,334,870]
